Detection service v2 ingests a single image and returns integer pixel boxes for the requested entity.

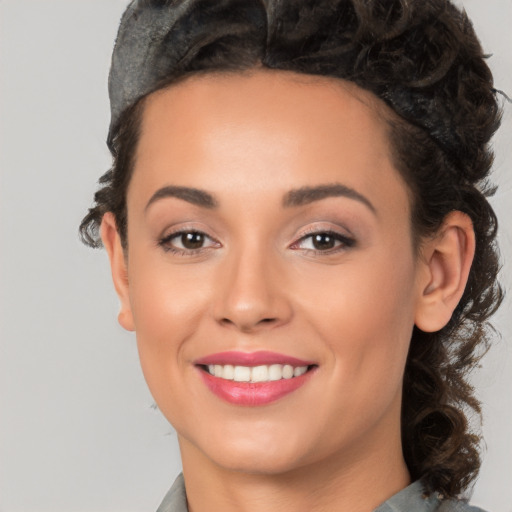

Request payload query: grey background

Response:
[0,1,510,511]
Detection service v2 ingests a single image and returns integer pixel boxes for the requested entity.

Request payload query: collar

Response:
[156,473,484,512]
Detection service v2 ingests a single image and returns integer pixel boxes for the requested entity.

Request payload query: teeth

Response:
[294,366,307,377]
[223,364,235,380]
[268,364,282,381]
[282,364,294,379]
[205,364,309,382]
[251,365,269,382]
[233,366,251,382]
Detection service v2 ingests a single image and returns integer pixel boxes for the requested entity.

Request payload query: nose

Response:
[213,248,293,333]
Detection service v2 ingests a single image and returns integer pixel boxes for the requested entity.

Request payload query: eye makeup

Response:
[157,226,356,258]
[290,228,356,255]
[158,228,220,256]
[151,198,365,260]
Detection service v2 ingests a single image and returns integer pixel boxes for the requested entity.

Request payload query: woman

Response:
[80,0,503,510]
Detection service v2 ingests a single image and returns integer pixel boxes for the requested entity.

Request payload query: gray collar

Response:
[374,481,438,512]
[156,473,187,512]
[156,474,483,512]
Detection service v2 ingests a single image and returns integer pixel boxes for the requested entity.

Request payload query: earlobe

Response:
[100,212,135,332]
[414,211,475,333]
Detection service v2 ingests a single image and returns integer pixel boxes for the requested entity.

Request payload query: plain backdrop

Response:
[0,1,511,511]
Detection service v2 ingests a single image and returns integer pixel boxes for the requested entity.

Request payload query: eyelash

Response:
[291,229,356,254]
[158,229,220,256]
[158,229,355,256]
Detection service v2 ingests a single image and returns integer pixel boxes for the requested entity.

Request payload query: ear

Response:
[100,212,135,331]
[414,211,476,332]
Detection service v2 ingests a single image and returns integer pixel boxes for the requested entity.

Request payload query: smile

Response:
[204,364,309,382]
[194,351,317,406]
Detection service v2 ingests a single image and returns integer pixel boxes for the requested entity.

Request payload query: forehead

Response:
[129,69,409,219]
[139,69,392,151]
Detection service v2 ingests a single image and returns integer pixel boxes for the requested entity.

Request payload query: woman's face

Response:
[115,70,427,475]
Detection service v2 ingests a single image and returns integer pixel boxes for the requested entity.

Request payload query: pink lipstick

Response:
[195,350,314,367]
[194,351,317,406]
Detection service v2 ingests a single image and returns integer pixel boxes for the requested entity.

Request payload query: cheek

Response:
[128,243,214,329]
[295,243,418,391]
[126,254,210,391]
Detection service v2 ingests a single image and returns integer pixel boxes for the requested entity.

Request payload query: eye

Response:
[292,230,355,253]
[159,230,219,254]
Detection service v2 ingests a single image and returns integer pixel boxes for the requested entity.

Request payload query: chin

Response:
[183,418,324,476]
[206,444,309,476]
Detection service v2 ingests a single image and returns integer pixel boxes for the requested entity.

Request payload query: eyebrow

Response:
[145,185,218,212]
[282,183,376,214]
[145,183,376,214]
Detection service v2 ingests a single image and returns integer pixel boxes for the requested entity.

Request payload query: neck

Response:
[178,427,410,512]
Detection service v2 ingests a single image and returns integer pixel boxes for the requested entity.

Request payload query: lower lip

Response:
[197,367,315,406]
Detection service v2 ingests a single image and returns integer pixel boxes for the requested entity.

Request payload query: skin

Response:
[101,69,475,512]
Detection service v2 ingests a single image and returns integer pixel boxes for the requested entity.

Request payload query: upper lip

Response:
[194,350,315,367]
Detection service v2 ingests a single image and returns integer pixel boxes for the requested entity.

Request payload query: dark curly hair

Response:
[79,0,503,498]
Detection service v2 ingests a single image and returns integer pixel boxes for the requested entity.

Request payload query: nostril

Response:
[218,316,280,333]
[219,317,276,328]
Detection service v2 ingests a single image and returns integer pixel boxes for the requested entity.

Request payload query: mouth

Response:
[199,363,312,382]
[194,351,318,406]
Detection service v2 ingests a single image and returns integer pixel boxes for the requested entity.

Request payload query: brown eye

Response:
[159,229,219,254]
[292,230,355,253]
[311,233,337,250]
[180,232,205,249]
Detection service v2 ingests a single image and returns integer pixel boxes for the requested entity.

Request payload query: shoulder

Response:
[374,481,489,512]
[438,500,488,512]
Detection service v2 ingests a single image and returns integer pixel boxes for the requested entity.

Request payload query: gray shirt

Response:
[156,473,486,512]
